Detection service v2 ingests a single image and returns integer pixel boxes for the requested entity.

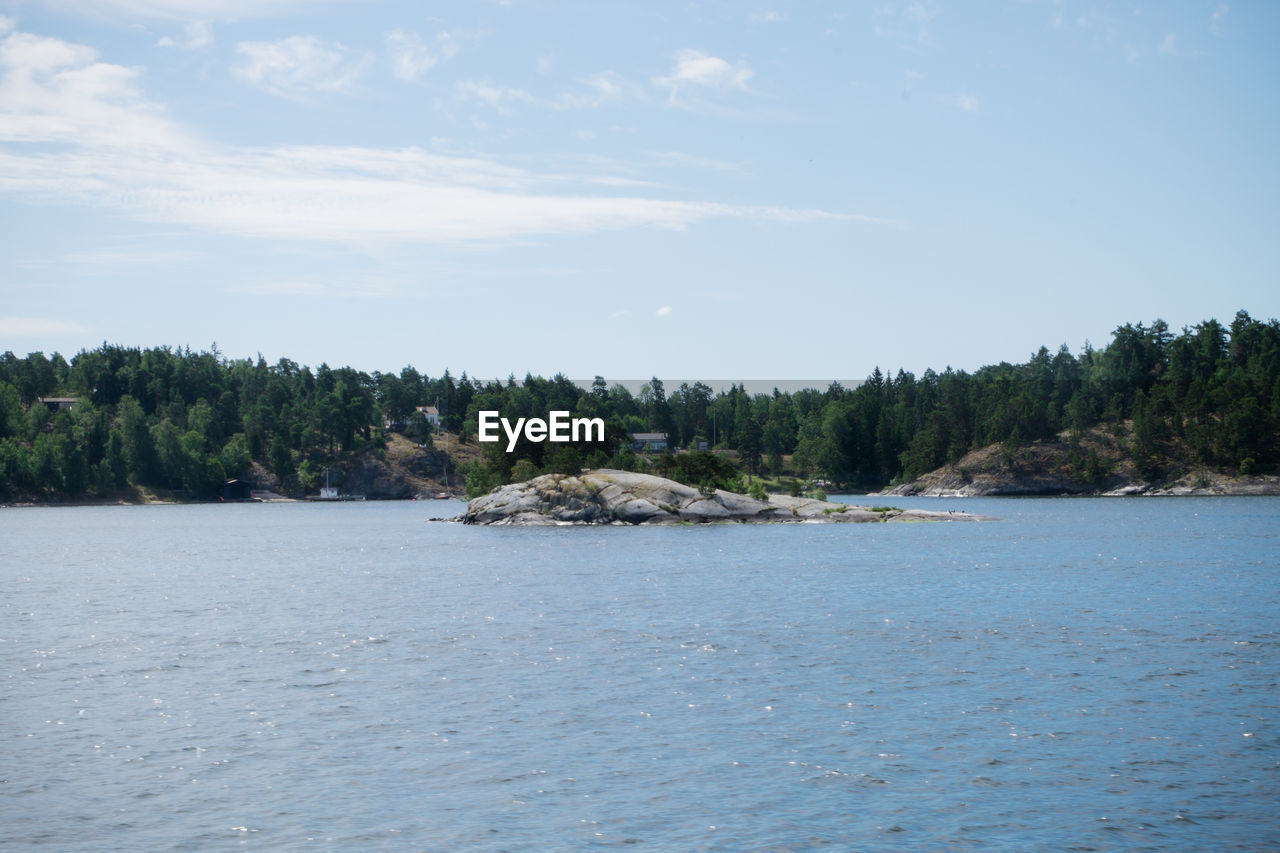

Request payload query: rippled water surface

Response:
[3,497,1278,851]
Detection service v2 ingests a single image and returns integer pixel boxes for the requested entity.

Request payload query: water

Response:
[2,497,1277,851]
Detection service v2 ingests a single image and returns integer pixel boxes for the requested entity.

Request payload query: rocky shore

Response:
[462,469,989,526]
[882,438,1280,498]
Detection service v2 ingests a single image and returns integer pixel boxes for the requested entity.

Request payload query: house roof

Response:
[630,432,668,440]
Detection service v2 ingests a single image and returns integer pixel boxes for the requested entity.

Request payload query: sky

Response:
[1,1,1277,383]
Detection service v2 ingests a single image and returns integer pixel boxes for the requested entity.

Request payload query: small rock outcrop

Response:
[462,469,989,526]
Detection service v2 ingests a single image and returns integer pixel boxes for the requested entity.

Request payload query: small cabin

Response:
[221,479,254,501]
[630,432,669,452]
[38,396,79,413]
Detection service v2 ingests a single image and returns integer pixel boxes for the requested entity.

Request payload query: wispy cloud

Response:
[655,305,672,318]
[0,315,87,337]
[652,49,759,114]
[552,71,645,110]
[1159,33,1177,55]
[874,1,939,46]
[0,27,857,247]
[939,92,980,113]
[1210,3,1229,35]
[63,249,193,266]
[647,150,747,174]
[1049,1,1064,29]
[232,275,405,299]
[905,1,938,40]
[457,70,642,113]
[39,0,344,22]
[750,10,785,24]
[655,49,754,94]
[232,35,367,99]
[156,20,213,49]
[386,29,458,81]
[900,70,924,100]
[455,79,537,111]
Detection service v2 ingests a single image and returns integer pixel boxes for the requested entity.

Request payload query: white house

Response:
[385,404,441,432]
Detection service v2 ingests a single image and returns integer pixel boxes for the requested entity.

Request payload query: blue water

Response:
[2,497,1277,851]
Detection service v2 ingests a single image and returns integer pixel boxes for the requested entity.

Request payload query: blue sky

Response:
[1,1,1276,382]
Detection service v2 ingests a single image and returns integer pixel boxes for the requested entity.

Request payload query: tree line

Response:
[0,345,480,500]
[1,311,1277,501]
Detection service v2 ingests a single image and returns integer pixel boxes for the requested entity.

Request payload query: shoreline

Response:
[0,495,469,509]
[879,478,1280,499]
[7,485,1280,510]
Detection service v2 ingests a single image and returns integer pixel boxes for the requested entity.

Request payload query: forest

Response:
[1,311,1277,502]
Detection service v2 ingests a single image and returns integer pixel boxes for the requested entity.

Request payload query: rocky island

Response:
[462,469,989,526]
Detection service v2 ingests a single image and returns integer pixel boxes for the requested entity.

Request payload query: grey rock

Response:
[462,469,991,526]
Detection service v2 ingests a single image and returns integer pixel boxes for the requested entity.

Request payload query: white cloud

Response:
[648,150,746,173]
[0,27,855,248]
[455,71,639,113]
[0,30,97,73]
[232,35,366,99]
[750,10,784,24]
[386,29,458,82]
[1159,33,1176,55]
[902,70,925,98]
[581,71,624,100]
[874,1,938,45]
[156,20,213,49]
[1211,4,1229,34]
[906,1,938,33]
[1049,1,1064,29]
[233,275,403,299]
[40,0,340,22]
[455,79,537,111]
[655,49,754,93]
[0,315,87,336]
[234,279,333,297]
[64,249,192,265]
[0,32,184,150]
[939,92,980,113]
[550,71,644,110]
[655,305,672,318]
[0,15,15,36]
